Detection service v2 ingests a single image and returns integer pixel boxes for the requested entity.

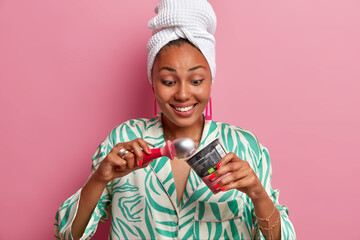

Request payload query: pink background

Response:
[1,0,359,239]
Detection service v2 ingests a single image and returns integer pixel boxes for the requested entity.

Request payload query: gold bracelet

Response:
[254,205,276,222]
[255,205,281,240]
[258,213,281,231]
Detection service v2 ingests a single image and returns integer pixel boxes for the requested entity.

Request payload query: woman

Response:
[55,0,296,239]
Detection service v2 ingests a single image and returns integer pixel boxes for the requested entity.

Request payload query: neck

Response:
[162,114,204,144]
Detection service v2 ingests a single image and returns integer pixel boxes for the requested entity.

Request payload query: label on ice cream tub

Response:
[186,138,227,177]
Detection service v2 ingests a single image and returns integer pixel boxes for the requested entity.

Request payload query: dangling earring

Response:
[154,97,158,119]
[205,97,212,120]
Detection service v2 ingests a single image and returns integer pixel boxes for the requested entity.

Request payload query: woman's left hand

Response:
[211,152,267,200]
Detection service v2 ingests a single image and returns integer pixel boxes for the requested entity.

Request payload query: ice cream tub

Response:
[186,138,230,194]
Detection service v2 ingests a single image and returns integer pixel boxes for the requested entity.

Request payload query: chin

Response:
[162,112,204,128]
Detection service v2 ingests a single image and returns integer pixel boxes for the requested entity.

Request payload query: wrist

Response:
[91,170,111,186]
[250,187,269,202]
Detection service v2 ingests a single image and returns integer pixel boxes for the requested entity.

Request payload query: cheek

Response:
[154,86,171,103]
[194,87,211,101]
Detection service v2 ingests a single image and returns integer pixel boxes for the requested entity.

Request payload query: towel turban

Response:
[146,0,217,84]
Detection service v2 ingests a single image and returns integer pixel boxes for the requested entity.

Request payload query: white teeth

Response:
[174,105,195,112]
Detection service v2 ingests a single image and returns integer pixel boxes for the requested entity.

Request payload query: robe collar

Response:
[142,114,220,209]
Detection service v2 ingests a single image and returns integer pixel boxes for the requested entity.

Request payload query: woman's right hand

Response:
[92,138,152,184]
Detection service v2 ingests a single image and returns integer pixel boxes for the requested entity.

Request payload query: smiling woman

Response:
[55,0,295,239]
[152,40,211,132]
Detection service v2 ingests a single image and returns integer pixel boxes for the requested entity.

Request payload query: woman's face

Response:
[152,43,212,128]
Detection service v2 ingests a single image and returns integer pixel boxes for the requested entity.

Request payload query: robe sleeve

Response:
[254,144,296,240]
[54,134,114,240]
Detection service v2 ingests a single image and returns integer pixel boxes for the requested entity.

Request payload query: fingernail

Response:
[220,187,226,191]
[148,148,152,154]
[139,160,143,166]
[216,162,222,169]
[209,174,215,181]
[214,184,219,190]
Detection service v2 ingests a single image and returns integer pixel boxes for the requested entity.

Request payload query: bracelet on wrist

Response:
[254,205,281,239]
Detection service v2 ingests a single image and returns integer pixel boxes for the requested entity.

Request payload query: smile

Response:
[170,104,197,112]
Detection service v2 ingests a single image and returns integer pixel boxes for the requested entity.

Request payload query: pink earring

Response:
[205,97,212,120]
[154,97,158,119]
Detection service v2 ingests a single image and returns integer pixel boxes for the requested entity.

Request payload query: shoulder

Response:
[107,117,157,144]
[91,118,157,168]
[113,117,157,129]
[212,120,262,161]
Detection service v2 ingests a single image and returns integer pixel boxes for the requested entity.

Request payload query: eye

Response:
[191,79,204,86]
[161,80,175,86]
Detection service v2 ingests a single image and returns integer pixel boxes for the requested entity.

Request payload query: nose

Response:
[174,81,190,101]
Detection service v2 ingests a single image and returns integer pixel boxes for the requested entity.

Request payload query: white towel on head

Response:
[147,0,217,84]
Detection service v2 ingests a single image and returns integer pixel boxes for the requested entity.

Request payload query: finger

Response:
[111,155,127,171]
[207,153,237,181]
[216,152,242,169]
[128,142,144,167]
[112,142,126,154]
[217,156,251,178]
[136,138,152,155]
[120,148,136,169]
[221,177,254,192]
[113,144,133,168]
[105,149,124,167]
[216,170,248,187]
[141,159,153,167]
[211,161,241,180]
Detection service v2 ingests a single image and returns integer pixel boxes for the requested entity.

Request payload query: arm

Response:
[71,173,109,239]
[210,145,295,239]
[54,138,113,240]
[212,153,281,239]
[71,138,152,239]
[55,137,152,240]
[252,190,282,239]
[254,145,296,239]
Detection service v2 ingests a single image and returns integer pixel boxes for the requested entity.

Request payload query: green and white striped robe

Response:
[55,116,296,239]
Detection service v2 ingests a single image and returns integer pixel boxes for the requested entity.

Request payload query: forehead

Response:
[154,43,209,69]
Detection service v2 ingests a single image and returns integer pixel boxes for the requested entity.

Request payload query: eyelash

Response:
[161,79,204,86]
[192,79,203,85]
[161,80,175,86]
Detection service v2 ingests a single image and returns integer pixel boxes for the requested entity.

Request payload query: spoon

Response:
[142,138,196,163]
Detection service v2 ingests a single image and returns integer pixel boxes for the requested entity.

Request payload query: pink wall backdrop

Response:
[1,0,359,239]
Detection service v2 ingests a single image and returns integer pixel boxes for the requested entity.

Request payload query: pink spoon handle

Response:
[141,140,176,163]
[142,148,162,162]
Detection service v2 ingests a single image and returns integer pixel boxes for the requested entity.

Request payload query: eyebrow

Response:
[159,65,205,73]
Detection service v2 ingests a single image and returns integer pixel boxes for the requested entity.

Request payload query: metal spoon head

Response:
[172,138,196,158]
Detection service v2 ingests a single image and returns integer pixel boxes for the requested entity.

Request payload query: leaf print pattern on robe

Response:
[55,116,296,239]
[116,179,144,224]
